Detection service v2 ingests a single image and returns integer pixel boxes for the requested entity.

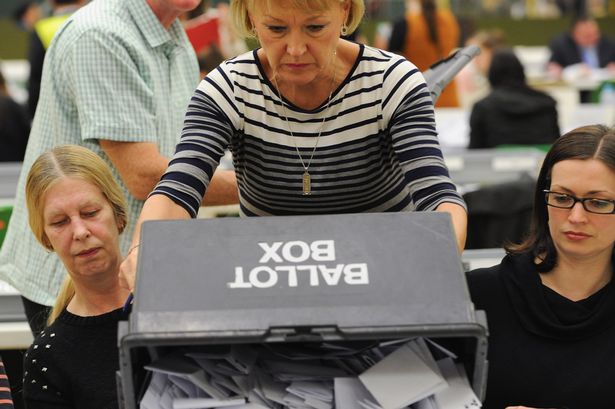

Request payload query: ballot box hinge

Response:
[268,325,341,342]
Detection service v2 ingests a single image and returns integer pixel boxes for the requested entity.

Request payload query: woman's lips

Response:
[77,247,100,257]
[564,231,590,241]
[285,63,309,69]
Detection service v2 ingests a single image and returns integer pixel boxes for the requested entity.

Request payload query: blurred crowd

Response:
[3,0,615,158]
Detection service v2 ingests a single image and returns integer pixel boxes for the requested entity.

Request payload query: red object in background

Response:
[185,14,220,54]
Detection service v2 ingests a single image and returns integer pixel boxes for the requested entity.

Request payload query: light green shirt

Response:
[0,0,199,306]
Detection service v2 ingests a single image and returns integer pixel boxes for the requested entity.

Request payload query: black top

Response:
[469,85,560,149]
[23,308,128,409]
[467,253,615,409]
[549,32,615,68]
[0,95,30,162]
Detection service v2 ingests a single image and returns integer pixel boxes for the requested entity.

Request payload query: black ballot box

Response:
[117,212,488,409]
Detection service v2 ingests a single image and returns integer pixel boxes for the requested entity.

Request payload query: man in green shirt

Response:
[0,0,238,335]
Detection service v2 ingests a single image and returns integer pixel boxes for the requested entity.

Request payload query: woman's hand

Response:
[118,194,192,292]
[119,244,139,292]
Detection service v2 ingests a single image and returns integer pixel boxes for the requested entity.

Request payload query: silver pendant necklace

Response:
[273,56,337,195]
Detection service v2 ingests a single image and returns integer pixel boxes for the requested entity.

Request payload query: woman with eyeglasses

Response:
[467,124,615,409]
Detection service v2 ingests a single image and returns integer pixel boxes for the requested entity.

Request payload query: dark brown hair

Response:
[507,125,615,271]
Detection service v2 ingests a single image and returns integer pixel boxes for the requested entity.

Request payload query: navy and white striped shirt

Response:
[153,45,465,217]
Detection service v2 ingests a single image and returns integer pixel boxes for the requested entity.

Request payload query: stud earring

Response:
[340,23,349,36]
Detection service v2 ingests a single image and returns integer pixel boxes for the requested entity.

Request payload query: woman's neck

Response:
[67,272,129,317]
[540,253,613,301]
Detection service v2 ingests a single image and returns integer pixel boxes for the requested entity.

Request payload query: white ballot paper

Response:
[144,353,228,400]
[138,338,479,409]
[433,358,481,409]
[358,340,448,409]
[140,372,171,409]
[334,377,381,409]
[171,397,247,409]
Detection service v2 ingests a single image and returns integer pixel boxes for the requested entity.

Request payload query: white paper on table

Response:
[359,341,447,409]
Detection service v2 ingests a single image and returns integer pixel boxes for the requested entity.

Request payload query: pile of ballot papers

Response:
[139,337,481,409]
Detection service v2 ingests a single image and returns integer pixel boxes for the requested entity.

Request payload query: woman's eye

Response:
[266,25,286,34]
[554,194,571,204]
[50,219,67,227]
[587,199,611,209]
[83,210,99,218]
[307,24,326,33]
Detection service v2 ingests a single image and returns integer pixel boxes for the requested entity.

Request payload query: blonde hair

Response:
[47,276,75,325]
[25,145,128,325]
[230,0,365,39]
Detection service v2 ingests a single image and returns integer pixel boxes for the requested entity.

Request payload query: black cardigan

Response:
[467,253,615,409]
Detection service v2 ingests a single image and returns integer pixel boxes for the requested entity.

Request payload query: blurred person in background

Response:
[555,0,588,17]
[184,0,249,60]
[469,49,559,149]
[388,0,461,107]
[27,0,86,119]
[547,16,615,79]
[0,70,30,162]
[456,29,507,109]
[12,1,42,32]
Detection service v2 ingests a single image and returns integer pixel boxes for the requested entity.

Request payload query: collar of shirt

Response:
[126,0,187,52]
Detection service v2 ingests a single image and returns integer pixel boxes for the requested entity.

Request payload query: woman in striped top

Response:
[119,0,467,291]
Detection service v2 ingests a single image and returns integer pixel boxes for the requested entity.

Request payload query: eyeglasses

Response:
[543,190,615,214]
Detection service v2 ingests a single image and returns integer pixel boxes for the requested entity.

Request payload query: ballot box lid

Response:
[129,212,478,335]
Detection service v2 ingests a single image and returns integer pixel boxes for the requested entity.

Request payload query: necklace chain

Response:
[273,58,337,195]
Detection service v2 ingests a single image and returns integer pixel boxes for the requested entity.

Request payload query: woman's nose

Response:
[286,31,306,56]
[567,201,588,223]
[72,218,91,240]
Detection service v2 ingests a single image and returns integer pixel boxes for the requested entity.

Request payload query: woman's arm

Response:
[435,201,467,252]
[118,194,191,292]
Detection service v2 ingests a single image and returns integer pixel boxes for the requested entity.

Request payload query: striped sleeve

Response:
[151,70,237,218]
[383,56,466,211]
